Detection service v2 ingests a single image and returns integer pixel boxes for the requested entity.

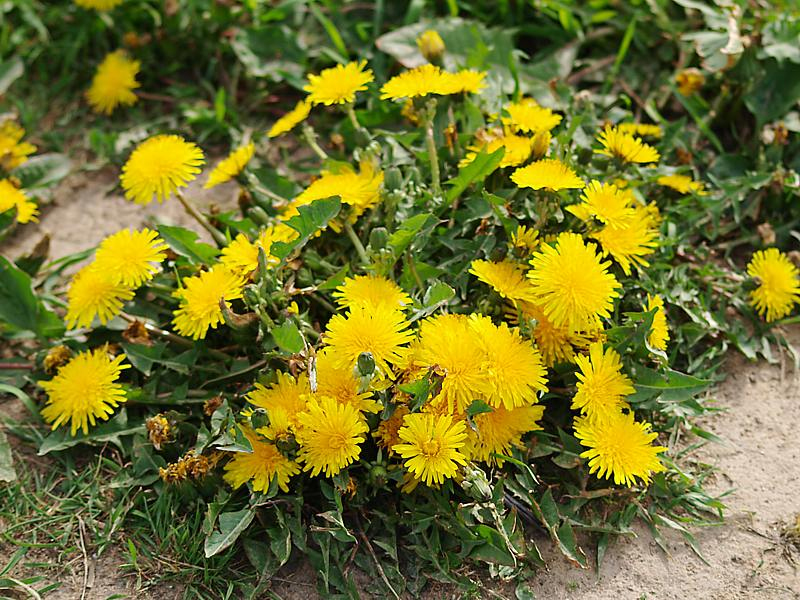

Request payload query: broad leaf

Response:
[204,507,256,557]
[157,224,219,264]
[271,198,341,260]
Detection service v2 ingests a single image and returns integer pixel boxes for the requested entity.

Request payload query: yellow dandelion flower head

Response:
[592,209,659,276]
[414,314,487,414]
[65,265,134,330]
[204,142,255,189]
[444,69,487,94]
[527,232,621,330]
[268,99,312,138]
[304,60,374,106]
[374,404,410,455]
[0,178,38,223]
[120,134,205,205]
[295,395,368,477]
[572,342,634,420]
[332,274,411,312]
[469,259,536,304]
[567,180,635,230]
[512,301,599,367]
[467,404,544,464]
[86,50,140,115]
[172,266,245,340]
[462,132,533,168]
[595,126,660,164]
[574,410,667,487]
[256,407,294,445]
[657,173,706,195]
[502,98,562,134]
[510,225,540,253]
[286,161,383,228]
[469,315,548,409]
[223,426,299,493]
[511,158,585,192]
[74,0,123,9]
[220,224,298,277]
[392,412,468,486]
[747,248,800,323]
[416,29,445,62]
[646,294,670,351]
[323,304,413,375]
[675,68,705,96]
[247,371,310,428]
[314,348,382,414]
[617,123,663,139]
[379,64,455,101]
[0,120,36,171]
[39,349,129,435]
[93,228,168,287]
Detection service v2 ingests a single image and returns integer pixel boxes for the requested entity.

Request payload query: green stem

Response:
[345,104,369,139]
[344,222,369,265]
[424,98,442,199]
[174,190,227,246]
[302,124,329,160]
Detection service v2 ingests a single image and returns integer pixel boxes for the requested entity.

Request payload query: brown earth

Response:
[1,172,798,599]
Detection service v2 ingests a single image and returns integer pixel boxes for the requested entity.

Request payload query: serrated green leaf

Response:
[272,321,304,354]
[204,507,256,558]
[157,224,219,264]
[38,411,144,455]
[444,147,505,205]
[271,198,341,260]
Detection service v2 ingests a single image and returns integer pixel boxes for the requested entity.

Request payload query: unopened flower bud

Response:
[417,30,445,63]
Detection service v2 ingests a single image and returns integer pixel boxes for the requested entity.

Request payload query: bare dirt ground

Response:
[1,171,799,599]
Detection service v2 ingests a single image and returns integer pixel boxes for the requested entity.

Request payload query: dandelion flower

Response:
[510,225,540,253]
[223,427,299,493]
[65,265,134,329]
[470,259,537,304]
[502,98,562,134]
[417,29,445,62]
[469,315,547,409]
[393,413,468,486]
[304,60,374,106]
[414,314,487,413]
[219,224,298,276]
[646,294,670,351]
[333,274,411,311]
[511,158,584,192]
[314,348,382,413]
[527,232,620,330]
[323,304,413,374]
[595,126,660,164]
[512,301,599,367]
[567,181,635,229]
[295,396,368,477]
[462,133,533,168]
[444,69,487,94]
[617,123,662,138]
[657,174,705,195]
[284,161,383,229]
[592,211,659,276]
[172,266,245,340]
[0,120,36,171]
[747,248,800,322]
[121,134,204,205]
[572,343,634,420]
[380,64,456,101]
[93,228,168,287]
[374,405,410,455]
[268,100,312,138]
[86,50,140,115]
[574,411,666,487]
[468,404,544,464]
[247,371,310,428]
[39,349,129,435]
[676,68,705,96]
[204,142,255,189]
[74,0,123,10]
[0,179,38,223]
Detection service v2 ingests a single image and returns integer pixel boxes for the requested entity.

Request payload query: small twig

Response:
[135,90,177,104]
[77,517,89,600]
[174,190,227,246]
[0,362,34,370]
[356,519,400,600]
[118,313,231,361]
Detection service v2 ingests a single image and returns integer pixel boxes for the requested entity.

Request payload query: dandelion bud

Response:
[356,351,376,377]
[417,30,445,63]
[461,463,493,501]
[383,166,403,192]
[250,408,269,430]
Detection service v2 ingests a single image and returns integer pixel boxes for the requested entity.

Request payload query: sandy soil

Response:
[1,171,799,599]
